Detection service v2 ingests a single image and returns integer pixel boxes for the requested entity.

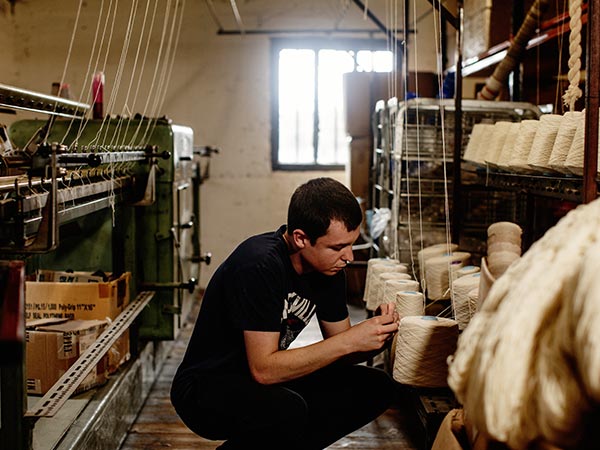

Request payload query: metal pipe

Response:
[452,1,464,244]
[217,28,408,36]
[0,83,89,117]
[583,0,599,203]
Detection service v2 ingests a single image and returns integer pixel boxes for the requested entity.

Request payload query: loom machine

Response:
[0,81,216,338]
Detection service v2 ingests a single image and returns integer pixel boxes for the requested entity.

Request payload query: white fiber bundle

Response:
[447,197,600,449]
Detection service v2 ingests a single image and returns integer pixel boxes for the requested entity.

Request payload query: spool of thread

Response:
[488,221,522,247]
[425,252,471,300]
[487,251,521,279]
[565,109,600,176]
[508,119,539,172]
[484,121,513,165]
[452,273,481,330]
[365,263,408,311]
[393,315,459,387]
[377,274,415,308]
[527,114,563,171]
[395,290,425,317]
[451,264,480,283]
[363,259,402,306]
[417,243,458,287]
[496,122,521,168]
[464,123,494,163]
[565,111,586,175]
[548,111,584,173]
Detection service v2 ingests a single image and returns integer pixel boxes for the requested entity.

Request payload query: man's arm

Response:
[244,309,398,385]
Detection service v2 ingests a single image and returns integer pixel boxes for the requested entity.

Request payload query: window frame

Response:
[270,37,392,171]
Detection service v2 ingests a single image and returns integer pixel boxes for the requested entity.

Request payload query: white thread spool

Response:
[377,274,415,309]
[451,264,480,284]
[393,316,459,387]
[365,263,408,311]
[527,114,563,171]
[417,243,458,288]
[566,109,600,175]
[425,252,471,300]
[484,121,513,165]
[363,259,402,308]
[508,119,539,172]
[549,111,584,173]
[496,122,521,169]
[488,221,522,248]
[395,290,425,317]
[464,123,494,163]
[487,251,521,279]
[452,273,481,330]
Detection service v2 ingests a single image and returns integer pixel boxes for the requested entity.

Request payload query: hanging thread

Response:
[562,0,583,111]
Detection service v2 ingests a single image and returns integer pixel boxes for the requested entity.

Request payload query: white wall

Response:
[0,0,446,286]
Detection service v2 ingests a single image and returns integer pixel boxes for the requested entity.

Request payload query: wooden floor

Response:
[119,303,424,450]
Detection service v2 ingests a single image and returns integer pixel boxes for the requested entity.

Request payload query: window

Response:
[271,39,394,170]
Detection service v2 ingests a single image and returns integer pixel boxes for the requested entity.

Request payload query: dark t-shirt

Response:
[173,225,349,386]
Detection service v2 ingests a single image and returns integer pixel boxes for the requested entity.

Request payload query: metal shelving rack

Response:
[373,97,541,269]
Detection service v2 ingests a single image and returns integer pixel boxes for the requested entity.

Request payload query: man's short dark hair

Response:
[287,177,362,244]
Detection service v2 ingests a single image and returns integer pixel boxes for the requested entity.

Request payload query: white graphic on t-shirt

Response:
[279,292,316,349]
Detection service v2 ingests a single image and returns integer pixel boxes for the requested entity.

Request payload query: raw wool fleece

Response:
[447,197,600,450]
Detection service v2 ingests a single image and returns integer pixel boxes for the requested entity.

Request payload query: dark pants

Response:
[171,364,396,449]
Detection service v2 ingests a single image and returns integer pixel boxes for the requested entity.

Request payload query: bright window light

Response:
[275,42,393,169]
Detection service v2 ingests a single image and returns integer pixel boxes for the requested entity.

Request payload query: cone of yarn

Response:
[527,114,562,171]
[417,243,458,287]
[395,290,425,317]
[393,316,459,387]
[565,109,600,176]
[496,122,521,169]
[452,273,481,330]
[484,121,513,165]
[487,221,522,247]
[425,251,471,300]
[464,123,494,163]
[487,251,520,279]
[508,119,539,172]
[365,264,408,311]
[549,111,584,173]
[377,274,415,308]
[463,123,493,162]
[363,259,402,307]
[450,264,480,284]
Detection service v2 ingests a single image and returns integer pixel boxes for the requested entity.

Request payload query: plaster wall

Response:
[0,0,445,286]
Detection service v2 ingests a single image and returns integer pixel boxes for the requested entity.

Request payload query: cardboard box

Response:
[26,318,108,395]
[25,271,131,373]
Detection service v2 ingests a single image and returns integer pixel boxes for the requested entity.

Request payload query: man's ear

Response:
[290,229,309,249]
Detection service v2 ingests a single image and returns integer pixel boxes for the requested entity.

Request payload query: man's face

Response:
[301,220,360,275]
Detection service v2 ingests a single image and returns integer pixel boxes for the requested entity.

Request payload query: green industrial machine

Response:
[0,84,214,450]
[3,117,210,339]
